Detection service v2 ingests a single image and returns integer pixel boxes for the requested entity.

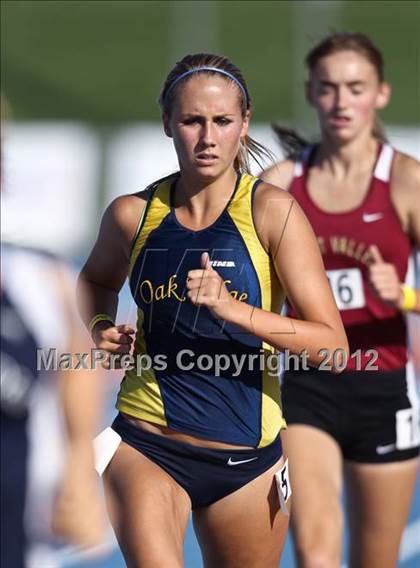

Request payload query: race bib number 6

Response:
[327,268,366,311]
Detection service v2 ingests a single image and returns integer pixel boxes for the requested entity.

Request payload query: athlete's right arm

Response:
[260,159,295,190]
[77,192,148,359]
[52,266,104,548]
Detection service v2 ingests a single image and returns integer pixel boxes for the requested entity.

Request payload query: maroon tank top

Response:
[289,144,412,371]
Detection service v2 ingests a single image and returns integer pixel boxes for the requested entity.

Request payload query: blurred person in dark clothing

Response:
[1,99,103,567]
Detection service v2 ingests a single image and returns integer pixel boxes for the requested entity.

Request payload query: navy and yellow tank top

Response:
[117,172,286,447]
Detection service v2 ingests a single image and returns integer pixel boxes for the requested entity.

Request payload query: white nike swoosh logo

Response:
[363,213,384,223]
[376,443,396,455]
[227,456,259,466]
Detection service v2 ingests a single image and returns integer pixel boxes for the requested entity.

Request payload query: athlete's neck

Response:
[175,168,238,222]
[316,130,379,180]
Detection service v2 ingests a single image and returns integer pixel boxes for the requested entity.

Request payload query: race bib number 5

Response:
[275,459,292,516]
[327,268,366,311]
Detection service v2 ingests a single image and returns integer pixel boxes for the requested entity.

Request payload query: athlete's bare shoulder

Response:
[260,159,295,190]
[392,151,420,190]
[253,180,296,252]
[391,151,420,242]
[254,180,294,203]
[106,189,150,245]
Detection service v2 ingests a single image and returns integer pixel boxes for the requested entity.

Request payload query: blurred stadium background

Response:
[1,1,419,567]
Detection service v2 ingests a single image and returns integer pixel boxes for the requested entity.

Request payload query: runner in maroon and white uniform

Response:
[263,32,420,568]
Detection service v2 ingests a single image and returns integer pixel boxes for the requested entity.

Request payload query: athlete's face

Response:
[307,50,390,143]
[163,75,250,179]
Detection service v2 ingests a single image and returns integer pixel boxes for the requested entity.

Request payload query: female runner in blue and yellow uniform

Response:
[79,53,348,568]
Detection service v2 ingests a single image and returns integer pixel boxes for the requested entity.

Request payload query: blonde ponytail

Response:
[234,135,275,174]
[372,116,388,142]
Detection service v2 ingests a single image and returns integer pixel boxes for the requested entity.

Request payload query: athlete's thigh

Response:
[283,425,344,567]
[345,457,419,568]
[193,458,289,568]
[103,441,191,568]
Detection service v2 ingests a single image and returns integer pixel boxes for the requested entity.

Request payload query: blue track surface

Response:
[67,474,420,568]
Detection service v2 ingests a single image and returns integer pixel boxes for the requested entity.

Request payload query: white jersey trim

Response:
[405,360,419,412]
[374,143,394,182]
[293,146,313,178]
[293,160,303,178]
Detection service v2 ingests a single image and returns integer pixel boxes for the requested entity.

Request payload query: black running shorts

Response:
[281,367,420,463]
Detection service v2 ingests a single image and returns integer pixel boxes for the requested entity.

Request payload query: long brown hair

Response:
[273,32,388,159]
[159,53,273,173]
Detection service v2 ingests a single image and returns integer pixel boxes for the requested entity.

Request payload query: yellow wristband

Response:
[401,285,417,312]
[88,314,115,335]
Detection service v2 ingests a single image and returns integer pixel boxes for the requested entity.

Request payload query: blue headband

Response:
[164,66,249,107]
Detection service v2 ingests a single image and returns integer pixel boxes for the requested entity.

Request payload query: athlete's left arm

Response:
[187,183,349,370]
[369,154,420,314]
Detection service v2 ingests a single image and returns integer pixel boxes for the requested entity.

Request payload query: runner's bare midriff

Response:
[121,413,254,450]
